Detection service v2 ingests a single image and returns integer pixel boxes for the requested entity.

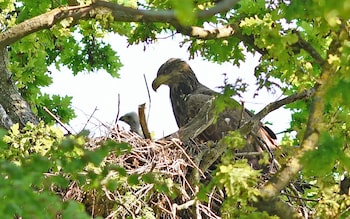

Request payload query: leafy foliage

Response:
[217,133,261,217]
[7,1,124,124]
[0,123,91,218]
[170,0,195,25]
[36,94,76,124]
[0,122,134,218]
[1,0,350,218]
[0,122,190,218]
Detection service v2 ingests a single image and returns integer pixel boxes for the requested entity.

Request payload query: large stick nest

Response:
[60,127,224,219]
[56,125,309,219]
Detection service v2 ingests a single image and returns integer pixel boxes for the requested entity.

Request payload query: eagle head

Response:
[119,112,140,129]
[119,112,143,136]
[152,58,197,91]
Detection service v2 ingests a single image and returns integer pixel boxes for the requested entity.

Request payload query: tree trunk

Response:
[0,48,38,129]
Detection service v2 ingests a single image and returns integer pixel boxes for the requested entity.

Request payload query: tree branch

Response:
[175,87,315,175]
[294,30,326,65]
[240,87,316,135]
[173,22,267,55]
[0,48,38,127]
[259,24,347,202]
[0,0,239,49]
[0,103,14,129]
[0,0,326,72]
[174,24,327,66]
[0,5,94,48]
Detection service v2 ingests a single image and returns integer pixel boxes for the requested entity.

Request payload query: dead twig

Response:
[43,106,72,134]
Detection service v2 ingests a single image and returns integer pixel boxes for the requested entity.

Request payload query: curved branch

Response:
[0,5,95,48]
[174,25,327,66]
[173,23,267,55]
[0,0,239,49]
[240,87,316,135]
[97,0,238,20]
[175,24,328,66]
[0,0,325,69]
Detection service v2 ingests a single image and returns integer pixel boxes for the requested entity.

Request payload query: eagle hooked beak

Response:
[152,75,170,91]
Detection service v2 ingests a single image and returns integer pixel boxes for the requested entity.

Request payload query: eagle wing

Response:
[185,88,278,171]
[182,83,255,141]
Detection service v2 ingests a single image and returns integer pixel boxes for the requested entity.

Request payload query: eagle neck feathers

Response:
[169,70,200,127]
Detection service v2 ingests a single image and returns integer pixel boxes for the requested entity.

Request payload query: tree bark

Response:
[0,48,38,129]
[0,0,239,49]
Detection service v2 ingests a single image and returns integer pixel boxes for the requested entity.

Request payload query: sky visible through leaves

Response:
[42,34,291,140]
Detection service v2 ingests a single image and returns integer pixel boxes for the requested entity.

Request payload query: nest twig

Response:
[59,126,223,218]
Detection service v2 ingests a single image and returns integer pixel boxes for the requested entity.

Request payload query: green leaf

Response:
[238,0,266,16]
[127,174,140,185]
[110,165,127,176]
[170,0,195,25]
[326,79,350,105]
[60,137,76,152]
[301,132,343,176]
[141,172,155,183]
[61,201,90,219]
[109,142,132,155]
[84,147,109,166]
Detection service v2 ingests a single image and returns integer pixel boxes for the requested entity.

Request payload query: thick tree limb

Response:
[259,24,346,202]
[0,5,94,48]
[174,22,267,55]
[0,103,14,129]
[175,24,327,65]
[0,48,38,128]
[0,0,239,49]
[0,0,324,67]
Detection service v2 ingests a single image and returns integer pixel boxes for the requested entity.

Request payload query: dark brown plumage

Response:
[152,58,278,170]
